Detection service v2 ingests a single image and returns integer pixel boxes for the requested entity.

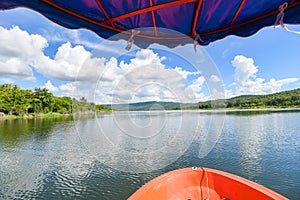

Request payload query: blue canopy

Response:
[1,0,300,48]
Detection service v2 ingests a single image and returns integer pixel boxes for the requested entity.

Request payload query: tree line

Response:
[2,83,298,115]
[0,84,111,116]
[198,88,300,109]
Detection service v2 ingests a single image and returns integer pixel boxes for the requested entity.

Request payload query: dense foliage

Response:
[0,84,111,116]
[198,88,300,109]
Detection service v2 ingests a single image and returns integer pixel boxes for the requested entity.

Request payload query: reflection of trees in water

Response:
[0,116,98,199]
[0,118,73,146]
[226,109,300,116]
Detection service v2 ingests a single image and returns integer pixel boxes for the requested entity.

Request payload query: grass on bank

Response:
[0,112,64,120]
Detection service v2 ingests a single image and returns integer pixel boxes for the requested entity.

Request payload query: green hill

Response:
[108,101,182,111]
[108,88,300,110]
[198,88,300,109]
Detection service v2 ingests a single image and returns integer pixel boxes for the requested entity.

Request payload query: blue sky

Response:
[0,8,299,103]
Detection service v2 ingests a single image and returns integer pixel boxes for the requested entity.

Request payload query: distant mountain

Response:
[107,101,182,111]
[106,88,300,111]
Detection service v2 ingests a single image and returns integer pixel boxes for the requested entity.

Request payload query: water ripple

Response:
[0,111,299,199]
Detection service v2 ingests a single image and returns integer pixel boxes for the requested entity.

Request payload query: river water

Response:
[0,110,299,199]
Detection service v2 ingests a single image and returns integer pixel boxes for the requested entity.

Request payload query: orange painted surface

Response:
[129,168,288,200]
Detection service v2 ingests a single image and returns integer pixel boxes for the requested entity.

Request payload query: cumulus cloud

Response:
[43,80,58,92]
[35,42,109,81]
[187,76,205,93]
[0,26,48,80]
[0,26,109,82]
[29,48,207,103]
[119,49,166,72]
[209,75,221,82]
[174,66,200,79]
[44,52,298,102]
[232,55,258,84]
[58,82,78,97]
[96,49,205,103]
[235,77,299,95]
[231,55,299,96]
[0,58,34,80]
[0,26,216,103]
[11,25,299,103]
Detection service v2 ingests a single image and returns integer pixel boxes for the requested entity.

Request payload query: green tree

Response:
[34,88,54,113]
[53,96,72,113]
[0,84,14,113]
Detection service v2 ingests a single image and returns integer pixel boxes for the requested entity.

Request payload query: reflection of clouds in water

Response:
[263,113,299,167]
[78,111,200,173]
[0,154,32,197]
[238,115,267,178]
[114,111,167,139]
[198,113,225,159]
[76,111,225,173]
[266,113,287,150]
[1,111,299,199]
[0,139,63,198]
[0,122,94,198]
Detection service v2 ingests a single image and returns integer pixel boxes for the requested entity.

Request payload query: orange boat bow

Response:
[129,167,287,200]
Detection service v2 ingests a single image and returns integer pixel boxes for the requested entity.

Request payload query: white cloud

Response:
[6,25,297,104]
[230,55,299,96]
[0,26,110,82]
[187,76,205,94]
[41,52,298,103]
[119,49,166,72]
[209,75,221,82]
[0,26,213,103]
[174,66,200,79]
[34,48,206,103]
[232,55,258,84]
[0,58,34,80]
[235,77,299,95]
[108,66,190,103]
[43,80,58,92]
[59,82,77,96]
[34,42,107,82]
[93,49,207,104]
[0,26,48,80]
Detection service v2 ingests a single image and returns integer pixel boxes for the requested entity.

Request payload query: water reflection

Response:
[198,113,225,159]
[0,111,299,199]
[237,115,267,179]
[0,118,58,198]
[77,111,202,173]
[0,118,73,147]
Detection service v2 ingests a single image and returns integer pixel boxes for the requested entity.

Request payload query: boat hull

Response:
[129,167,287,200]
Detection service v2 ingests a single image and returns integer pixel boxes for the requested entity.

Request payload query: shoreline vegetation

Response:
[0,84,299,120]
[107,88,300,111]
[0,111,113,120]
[0,84,112,120]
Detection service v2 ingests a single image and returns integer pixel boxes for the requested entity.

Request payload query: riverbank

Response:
[0,110,114,121]
[1,108,299,120]
[0,112,66,120]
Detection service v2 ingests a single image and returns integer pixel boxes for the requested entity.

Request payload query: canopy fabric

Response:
[1,0,300,48]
